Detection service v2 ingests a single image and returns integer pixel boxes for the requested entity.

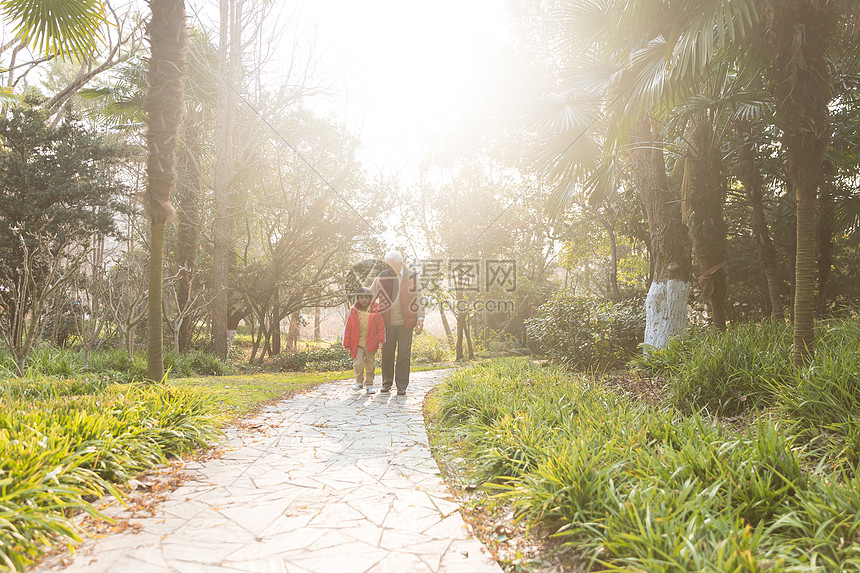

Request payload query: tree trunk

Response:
[630,118,692,348]
[607,222,621,301]
[687,116,728,330]
[147,222,166,381]
[735,137,784,320]
[176,121,202,353]
[455,312,464,361]
[249,312,262,361]
[764,0,835,366]
[465,316,474,360]
[144,0,188,381]
[288,311,301,351]
[271,298,281,355]
[212,0,240,360]
[816,171,834,316]
[439,306,454,349]
[787,196,797,322]
[314,306,322,341]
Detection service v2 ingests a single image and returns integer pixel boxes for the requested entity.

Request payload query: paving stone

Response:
[367,552,434,573]
[33,370,501,573]
[223,557,290,573]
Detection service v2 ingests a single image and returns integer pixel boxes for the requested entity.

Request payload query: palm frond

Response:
[546,176,581,219]
[552,0,614,57]
[0,84,20,105]
[1,0,106,60]
[526,90,600,133]
[834,196,860,240]
[584,157,617,207]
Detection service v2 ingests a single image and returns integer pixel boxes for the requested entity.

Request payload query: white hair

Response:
[384,250,403,265]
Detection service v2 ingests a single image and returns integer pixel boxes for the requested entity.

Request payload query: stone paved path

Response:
[36,370,501,573]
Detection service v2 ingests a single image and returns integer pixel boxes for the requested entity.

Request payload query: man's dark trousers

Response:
[381,324,413,392]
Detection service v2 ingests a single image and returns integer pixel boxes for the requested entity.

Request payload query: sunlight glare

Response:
[297,0,509,175]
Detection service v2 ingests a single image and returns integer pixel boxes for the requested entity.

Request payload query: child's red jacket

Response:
[342,301,386,357]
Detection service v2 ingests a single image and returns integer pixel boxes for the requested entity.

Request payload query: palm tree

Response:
[82,33,217,355]
[544,0,848,363]
[762,0,839,366]
[541,0,759,346]
[143,0,188,381]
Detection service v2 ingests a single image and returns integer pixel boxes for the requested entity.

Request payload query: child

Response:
[342,287,386,394]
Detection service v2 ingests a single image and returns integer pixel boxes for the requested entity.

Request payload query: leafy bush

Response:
[526,292,644,369]
[411,333,452,363]
[266,346,352,372]
[0,379,219,570]
[433,358,860,570]
[303,347,353,371]
[186,350,233,376]
[269,352,308,372]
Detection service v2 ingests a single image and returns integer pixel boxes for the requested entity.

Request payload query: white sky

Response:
[290,0,511,184]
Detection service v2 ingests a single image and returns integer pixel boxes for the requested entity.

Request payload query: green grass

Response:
[172,370,358,425]
[428,358,860,572]
[633,319,858,409]
[0,366,364,571]
[631,319,860,473]
[0,354,453,571]
[0,345,233,383]
[0,379,218,571]
[632,321,794,415]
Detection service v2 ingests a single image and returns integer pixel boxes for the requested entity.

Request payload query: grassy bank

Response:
[428,358,860,572]
[0,369,348,571]
[634,319,860,471]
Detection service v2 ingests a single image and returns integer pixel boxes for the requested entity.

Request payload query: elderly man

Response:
[370,250,425,395]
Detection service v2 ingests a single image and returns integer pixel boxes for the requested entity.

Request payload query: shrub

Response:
[269,352,308,372]
[187,350,232,376]
[266,346,352,372]
[303,347,353,371]
[411,333,452,363]
[526,292,644,369]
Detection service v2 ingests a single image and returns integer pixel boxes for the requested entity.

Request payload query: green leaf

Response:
[1,0,106,60]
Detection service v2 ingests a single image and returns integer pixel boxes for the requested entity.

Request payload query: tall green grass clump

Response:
[632,319,860,471]
[435,358,860,571]
[778,347,860,471]
[634,319,859,413]
[635,321,793,415]
[0,379,219,570]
